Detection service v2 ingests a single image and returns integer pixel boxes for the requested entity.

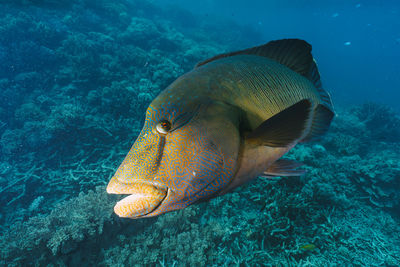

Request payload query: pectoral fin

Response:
[246,99,312,147]
[261,159,305,178]
[302,104,335,141]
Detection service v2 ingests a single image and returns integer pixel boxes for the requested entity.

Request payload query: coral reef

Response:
[1,187,118,266]
[0,0,244,225]
[0,0,399,266]
[352,103,400,142]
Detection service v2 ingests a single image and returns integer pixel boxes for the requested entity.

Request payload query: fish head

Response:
[107,97,240,219]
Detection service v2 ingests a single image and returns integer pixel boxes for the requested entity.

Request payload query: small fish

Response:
[107,39,334,219]
[332,13,339,18]
[344,41,351,46]
[300,244,316,251]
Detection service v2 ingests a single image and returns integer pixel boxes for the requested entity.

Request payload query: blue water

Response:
[0,0,399,266]
[164,0,400,112]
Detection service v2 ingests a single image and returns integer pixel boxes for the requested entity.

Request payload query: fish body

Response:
[107,39,334,219]
[300,244,316,251]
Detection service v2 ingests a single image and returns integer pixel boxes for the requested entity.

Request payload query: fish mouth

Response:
[107,177,168,218]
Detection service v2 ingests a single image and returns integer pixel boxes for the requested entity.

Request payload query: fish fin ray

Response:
[308,59,334,109]
[196,38,311,75]
[246,99,312,147]
[302,104,335,142]
[196,39,313,75]
[196,39,334,109]
[263,159,306,177]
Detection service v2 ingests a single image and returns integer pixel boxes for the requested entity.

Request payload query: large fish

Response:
[106,39,334,219]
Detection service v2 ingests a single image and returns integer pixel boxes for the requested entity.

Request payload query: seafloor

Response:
[0,0,399,266]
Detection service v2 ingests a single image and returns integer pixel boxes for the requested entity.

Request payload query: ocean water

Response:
[0,0,399,266]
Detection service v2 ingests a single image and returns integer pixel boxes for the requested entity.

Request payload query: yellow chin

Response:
[107,177,167,218]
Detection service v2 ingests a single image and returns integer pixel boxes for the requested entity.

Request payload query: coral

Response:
[46,102,86,134]
[102,207,221,266]
[13,71,43,92]
[116,45,148,69]
[96,80,138,117]
[55,32,104,84]
[151,57,184,89]
[352,102,400,142]
[14,102,46,125]
[0,129,25,156]
[347,150,400,209]
[0,12,33,45]
[0,80,24,123]
[0,186,116,265]
[28,195,44,212]
[119,17,160,48]
[323,132,362,156]
[182,42,221,65]
[0,10,60,76]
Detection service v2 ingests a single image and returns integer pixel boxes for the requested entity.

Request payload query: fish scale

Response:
[204,55,322,129]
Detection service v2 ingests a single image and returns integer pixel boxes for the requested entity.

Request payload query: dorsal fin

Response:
[197,39,313,76]
[308,59,333,109]
[196,39,333,108]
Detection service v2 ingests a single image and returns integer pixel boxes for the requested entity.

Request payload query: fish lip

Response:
[131,187,170,218]
[107,177,167,195]
[111,181,169,218]
[115,178,166,190]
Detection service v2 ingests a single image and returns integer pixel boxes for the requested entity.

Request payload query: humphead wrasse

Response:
[107,39,334,219]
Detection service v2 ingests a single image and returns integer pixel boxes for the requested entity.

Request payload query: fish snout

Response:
[107,177,167,218]
[106,175,132,194]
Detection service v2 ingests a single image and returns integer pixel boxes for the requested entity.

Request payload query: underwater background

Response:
[0,0,399,266]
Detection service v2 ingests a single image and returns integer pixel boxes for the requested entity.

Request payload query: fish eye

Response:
[156,120,172,135]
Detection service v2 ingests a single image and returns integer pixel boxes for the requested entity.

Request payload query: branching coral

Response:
[1,186,116,266]
[352,103,400,142]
